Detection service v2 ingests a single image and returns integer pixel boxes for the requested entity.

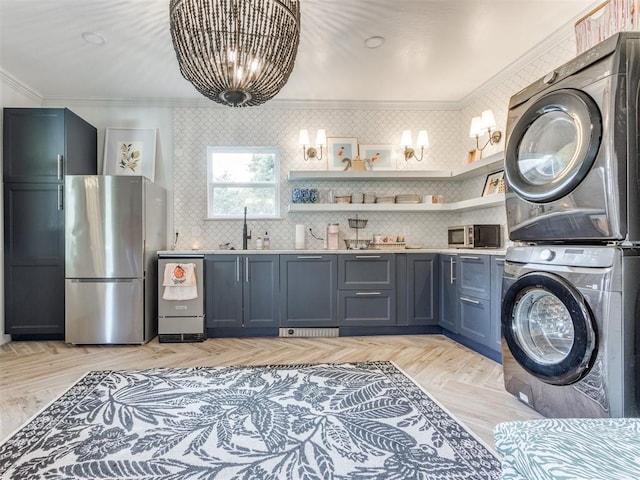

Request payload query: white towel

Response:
[162,263,198,300]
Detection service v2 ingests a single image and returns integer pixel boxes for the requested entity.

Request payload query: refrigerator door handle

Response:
[58,185,64,210]
[68,278,134,283]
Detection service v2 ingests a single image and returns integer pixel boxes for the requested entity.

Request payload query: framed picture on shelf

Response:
[359,144,396,170]
[103,128,157,181]
[482,170,505,196]
[327,137,358,170]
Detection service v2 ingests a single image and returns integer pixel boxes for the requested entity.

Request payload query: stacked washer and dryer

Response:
[501,32,640,418]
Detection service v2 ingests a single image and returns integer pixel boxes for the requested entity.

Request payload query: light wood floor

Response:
[0,334,542,448]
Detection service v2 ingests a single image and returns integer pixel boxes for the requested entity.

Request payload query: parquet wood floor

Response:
[0,334,542,448]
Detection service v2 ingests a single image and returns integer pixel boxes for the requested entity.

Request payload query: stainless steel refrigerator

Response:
[64,175,166,344]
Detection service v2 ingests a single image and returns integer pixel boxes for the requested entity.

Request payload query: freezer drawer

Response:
[158,258,204,317]
[65,278,144,344]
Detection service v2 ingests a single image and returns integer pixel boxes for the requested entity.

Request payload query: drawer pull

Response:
[460,296,480,304]
[355,291,381,296]
[460,256,481,260]
[297,256,323,259]
[355,255,381,259]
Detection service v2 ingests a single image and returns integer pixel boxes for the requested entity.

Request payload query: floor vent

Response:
[279,327,339,338]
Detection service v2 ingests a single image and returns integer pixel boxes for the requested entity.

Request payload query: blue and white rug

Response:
[0,361,500,479]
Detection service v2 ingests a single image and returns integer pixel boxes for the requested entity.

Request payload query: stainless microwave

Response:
[448,224,501,249]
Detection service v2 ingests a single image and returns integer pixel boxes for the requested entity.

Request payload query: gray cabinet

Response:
[3,108,97,338]
[280,254,337,327]
[457,254,492,345]
[490,256,505,352]
[338,254,395,326]
[403,253,438,326]
[205,254,279,329]
[438,253,503,356]
[438,254,458,332]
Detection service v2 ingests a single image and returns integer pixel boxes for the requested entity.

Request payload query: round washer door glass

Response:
[512,288,574,365]
[505,89,602,203]
[502,272,596,385]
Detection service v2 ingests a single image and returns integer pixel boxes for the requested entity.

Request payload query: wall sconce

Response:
[469,109,502,155]
[400,129,429,161]
[298,129,327,161]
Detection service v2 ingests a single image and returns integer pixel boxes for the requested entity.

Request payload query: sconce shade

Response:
[416,130,429,148]
[469,116,484,137]
[481,109,497,129]
[315,129,327,147]
[298,129,310,146]
[169,0,301,107]
[400,130,413,147]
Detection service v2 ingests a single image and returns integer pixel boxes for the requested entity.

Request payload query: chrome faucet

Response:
[242,206,252,250]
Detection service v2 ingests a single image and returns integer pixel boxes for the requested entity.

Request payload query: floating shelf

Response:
[288,194,505,213]
[288,151,504,182]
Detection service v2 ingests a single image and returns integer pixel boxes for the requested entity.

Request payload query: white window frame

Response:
[206,146,281,219]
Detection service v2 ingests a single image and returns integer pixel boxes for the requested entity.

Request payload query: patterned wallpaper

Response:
[173,31,579,251]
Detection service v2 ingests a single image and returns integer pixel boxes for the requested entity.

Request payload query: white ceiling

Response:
[0,0,600,106]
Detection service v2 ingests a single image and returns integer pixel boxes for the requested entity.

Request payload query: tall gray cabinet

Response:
[3,108,97,338]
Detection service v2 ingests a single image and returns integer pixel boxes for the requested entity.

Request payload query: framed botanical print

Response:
[103,128,157,181]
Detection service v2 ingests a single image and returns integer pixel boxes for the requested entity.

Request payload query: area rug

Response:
[0,361,500,479]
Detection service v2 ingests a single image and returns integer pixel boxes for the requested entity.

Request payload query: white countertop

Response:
[157,248,506,256]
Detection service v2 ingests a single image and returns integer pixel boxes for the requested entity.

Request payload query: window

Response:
[207,146,280,219]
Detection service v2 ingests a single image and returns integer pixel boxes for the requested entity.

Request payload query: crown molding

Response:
[0,70,43,105]
[40,95,462,111]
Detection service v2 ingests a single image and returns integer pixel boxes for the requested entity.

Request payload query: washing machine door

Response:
[501,271,597,385]
[505,89,602,203]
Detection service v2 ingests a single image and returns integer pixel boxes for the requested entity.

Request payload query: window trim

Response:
[206,146,281,220]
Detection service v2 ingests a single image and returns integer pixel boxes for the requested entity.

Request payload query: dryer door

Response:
[505,89,602,203]
[501,271,596,385]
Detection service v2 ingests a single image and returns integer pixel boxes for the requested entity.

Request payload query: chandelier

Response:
[169,0,301,107]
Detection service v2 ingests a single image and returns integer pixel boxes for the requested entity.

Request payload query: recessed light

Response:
[81,31,106,46]
[364,36,385,49]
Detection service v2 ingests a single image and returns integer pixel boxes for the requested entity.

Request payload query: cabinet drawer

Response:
[458,254,491,300]
[338,253,395,290]
[338,290,396,326]
[458,294,491,346]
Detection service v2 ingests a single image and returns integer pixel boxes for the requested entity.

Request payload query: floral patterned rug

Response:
[0,361,500,479]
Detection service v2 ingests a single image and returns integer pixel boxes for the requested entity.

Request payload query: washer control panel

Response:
[506,245,617,268]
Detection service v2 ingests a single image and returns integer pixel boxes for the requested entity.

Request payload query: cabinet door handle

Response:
[297,256,322,259]
[236,257,240,282]
[57,154,63,180]
[460,256,480,260]
[245,257,249,283]
[57,185,64,210]
[450,259,455,284]
[355,291,381,296]
[355,255,380,259]
[460,296,480,304]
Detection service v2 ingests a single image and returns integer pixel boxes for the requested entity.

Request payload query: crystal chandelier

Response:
[169,0,301,107]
